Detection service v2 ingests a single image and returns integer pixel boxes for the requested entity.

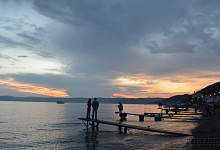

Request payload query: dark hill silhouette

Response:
[151,81,220,104]
[196,81,220,96]
[150,94,192,104]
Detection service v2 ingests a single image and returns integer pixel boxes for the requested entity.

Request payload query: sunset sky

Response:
[1,0,220,98]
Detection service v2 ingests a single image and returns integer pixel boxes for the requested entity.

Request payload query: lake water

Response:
[0,101,198,149]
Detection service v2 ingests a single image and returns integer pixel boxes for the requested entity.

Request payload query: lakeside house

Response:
[205,96,220,103]
[192,91,220,104]
[192,92,203,99]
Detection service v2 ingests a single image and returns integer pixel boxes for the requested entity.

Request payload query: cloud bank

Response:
[0,0,220,98]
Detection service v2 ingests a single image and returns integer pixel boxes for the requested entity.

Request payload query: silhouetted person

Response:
[205,105,211,116]
[158,103,163,108]
[118,102,123,113]
[86,98,91,119]
[92,98,99,120]
[213,103,217,115]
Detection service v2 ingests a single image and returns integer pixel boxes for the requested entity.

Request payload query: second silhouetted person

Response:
[92,98,99,120]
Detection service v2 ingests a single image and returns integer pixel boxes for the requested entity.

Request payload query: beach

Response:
[189,108,220,150]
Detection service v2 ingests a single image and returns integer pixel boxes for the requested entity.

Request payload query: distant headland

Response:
[1,81,219,104]
[0,96,164,104]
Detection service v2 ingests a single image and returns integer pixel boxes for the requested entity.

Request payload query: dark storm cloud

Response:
[0,18,37,34]
[34,51,55,58]
[1,26,14,31]
[10,73,117,97]
[0,16,48,54]
[33,0,189,53]
[2,0,220,98]
[145,2,220,55]
[32,1,220,76]
[17,55,28,58]
[0,34,31,48]
[17,33,42,43]
[32,0,197,76]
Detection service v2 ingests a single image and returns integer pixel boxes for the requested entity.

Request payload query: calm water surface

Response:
[0,101,198,149]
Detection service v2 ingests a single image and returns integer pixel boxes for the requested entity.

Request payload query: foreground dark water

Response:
[0,101,197,149]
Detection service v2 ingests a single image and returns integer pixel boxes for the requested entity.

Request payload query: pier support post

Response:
[154,116,161,121]
[119,126,128,133]
[139,115,144,121]
[124,127,127,133]
[92,121,99,127]
[119,126,122,134]
[168,113,173,117]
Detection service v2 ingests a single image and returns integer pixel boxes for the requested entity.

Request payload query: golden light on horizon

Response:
[113,75,193,98]
[0,78,69,97]
[112,73,220,98]
[113,93,139,98]
[116,77,146,86]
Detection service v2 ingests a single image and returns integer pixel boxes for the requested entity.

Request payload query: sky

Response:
[1,0,220,98]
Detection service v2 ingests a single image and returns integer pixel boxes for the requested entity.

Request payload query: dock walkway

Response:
[78,117,191,136]
[115,112,202,121]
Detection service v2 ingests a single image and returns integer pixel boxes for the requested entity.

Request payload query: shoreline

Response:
[192,108,220,138]
[189,108,220,149]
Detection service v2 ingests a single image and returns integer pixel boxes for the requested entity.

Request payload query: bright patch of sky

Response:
[0,49,66,75]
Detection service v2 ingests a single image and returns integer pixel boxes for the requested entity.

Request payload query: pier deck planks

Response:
[78,117,192,136]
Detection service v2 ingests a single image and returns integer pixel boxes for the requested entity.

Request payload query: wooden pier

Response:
[116,112,202,116]
[115,111,202,122]
[78,117,191,136]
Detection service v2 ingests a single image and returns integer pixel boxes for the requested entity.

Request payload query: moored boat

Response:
[57,100,65,104]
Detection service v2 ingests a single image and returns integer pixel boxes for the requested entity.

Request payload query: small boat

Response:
[57,100,65,104]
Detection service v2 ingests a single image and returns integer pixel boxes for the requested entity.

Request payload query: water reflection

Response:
[0,102,198,149]
[85,130,99,150]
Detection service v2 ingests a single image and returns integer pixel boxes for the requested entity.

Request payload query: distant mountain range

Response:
[1,81,219,104]
[0,96,164,104]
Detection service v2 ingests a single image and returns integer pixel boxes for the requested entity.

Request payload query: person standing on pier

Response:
[118,102,123,113]
[92,98,99,120]
[86,98,91,119]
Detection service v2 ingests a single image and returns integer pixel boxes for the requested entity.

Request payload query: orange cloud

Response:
[0,78,69,97]
[113,93,139,98]
[112,73,220,98]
